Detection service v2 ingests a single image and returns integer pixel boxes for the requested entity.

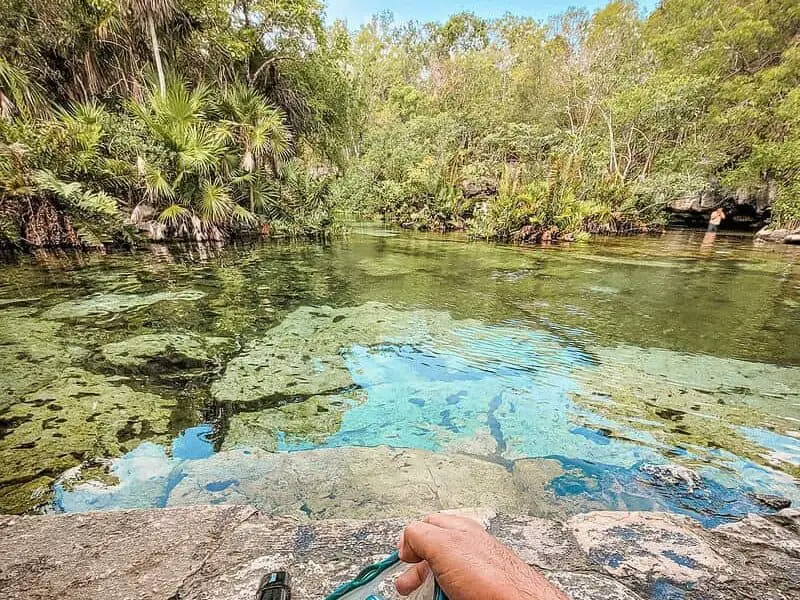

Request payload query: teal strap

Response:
[325,551,448,600]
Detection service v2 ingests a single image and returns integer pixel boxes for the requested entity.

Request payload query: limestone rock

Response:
[751,493,792,511]
[0,368,174,513]
[43,289,206,320]
[0,308,87,411]
[571,344,800,484]
[1,507,799,600]
[755,226,800,244]
[166,446,553,519]
[100,332,231,372]
[211,303,464,404]
[639,463,701,492]
[569,511,728,584]
[54,445,579,519]
[222,391,365,452]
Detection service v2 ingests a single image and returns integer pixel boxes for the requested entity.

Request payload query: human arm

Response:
[395,513,569,600]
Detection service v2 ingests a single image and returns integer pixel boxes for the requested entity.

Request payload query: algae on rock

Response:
[572,344,800,479]
[211,303,461,404]
[100,333,231,372]
[0,368,174,513]
[221,390,366,452]
[0,308,88,412]
[43,290,206,320]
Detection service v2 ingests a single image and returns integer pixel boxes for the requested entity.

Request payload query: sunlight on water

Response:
[2,230,799,523]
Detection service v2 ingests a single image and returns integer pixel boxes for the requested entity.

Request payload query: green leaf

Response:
[158,204,189,226]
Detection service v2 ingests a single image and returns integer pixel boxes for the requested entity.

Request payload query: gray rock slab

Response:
[1,507,799,600]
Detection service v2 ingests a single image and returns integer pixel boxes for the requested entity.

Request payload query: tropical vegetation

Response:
[334,0,800,239]
[0,0,356,247]
[1,0,799,247]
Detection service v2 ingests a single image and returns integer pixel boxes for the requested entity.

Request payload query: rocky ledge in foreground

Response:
[1,507,798,600]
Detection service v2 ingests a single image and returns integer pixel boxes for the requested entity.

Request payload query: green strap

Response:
[325,551,448,600]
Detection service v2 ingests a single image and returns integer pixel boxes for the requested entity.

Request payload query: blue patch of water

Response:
[51,425,218,513]
[740,427,800,463]
[547,456,782,527]
[283,331,660,473]
[172,425,215,460]
[205,479,237,492]
[50,320,800,522]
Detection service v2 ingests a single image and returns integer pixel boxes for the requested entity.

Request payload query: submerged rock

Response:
[751,493,792,511]
[168,447,568,519]
[639,463,701,492]
[572,344,800,483]
[56,444,575,519]
[0,368,174,513]
[221,391,366,452]
[43,290,205,320]
[211,303,460,404]
[100,333,231,372]
[0,308,88,411]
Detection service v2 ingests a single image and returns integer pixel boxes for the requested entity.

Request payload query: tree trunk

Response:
[147,14,166,95]
[604,111,619,179]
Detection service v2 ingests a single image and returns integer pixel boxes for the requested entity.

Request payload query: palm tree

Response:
[217,83,292,213]
[118,0,179,96]
[131,79,258,240]
[0,58,47,119]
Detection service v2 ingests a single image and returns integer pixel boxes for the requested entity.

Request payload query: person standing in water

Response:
[708,207,726,232]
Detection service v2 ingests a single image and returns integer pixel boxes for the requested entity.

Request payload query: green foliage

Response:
[337,0,800,237]
[0,0,352,247]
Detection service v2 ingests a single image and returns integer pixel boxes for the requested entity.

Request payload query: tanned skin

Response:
[396,513,569,600]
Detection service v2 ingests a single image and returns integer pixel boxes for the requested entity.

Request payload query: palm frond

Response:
[231,204,259,226]
[0,58,48,119]
[197,180,234,223]
[158,203,189,226]
[176,125,225,173]
[141,161,175,201]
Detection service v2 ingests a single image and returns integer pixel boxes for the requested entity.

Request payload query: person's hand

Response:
[395,513,569,600]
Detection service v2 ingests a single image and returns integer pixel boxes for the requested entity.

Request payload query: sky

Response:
[324,0,642,26]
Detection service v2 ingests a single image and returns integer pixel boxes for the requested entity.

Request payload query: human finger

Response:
[423,512,486,532]
[398,521,450,564]
[395,561,430,596]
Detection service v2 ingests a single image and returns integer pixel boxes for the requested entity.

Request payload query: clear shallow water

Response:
[1,228,799,524]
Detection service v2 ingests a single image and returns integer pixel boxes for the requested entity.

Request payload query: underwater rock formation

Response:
[221,391,366,453]
[571,344,800,482]
[54,445,573,519]
[211,303,463,404]
[43,290,206,320]
[0,308,88,412]
[0,368,174,513]
[100,333,231,372]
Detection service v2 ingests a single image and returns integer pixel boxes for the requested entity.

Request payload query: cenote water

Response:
[1,228,799,527]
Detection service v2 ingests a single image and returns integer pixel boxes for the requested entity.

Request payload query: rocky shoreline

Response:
[0,506,798,599]
[755,226,800,245]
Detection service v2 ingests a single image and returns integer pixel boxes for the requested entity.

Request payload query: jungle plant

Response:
[130,79,258,239]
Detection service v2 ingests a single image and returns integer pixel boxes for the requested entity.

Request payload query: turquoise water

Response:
[1,229,799,523]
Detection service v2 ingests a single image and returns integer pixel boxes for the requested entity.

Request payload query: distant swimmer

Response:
[708,207,726,232]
